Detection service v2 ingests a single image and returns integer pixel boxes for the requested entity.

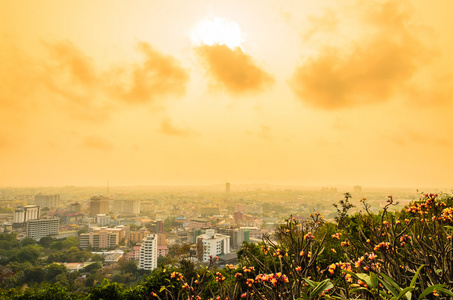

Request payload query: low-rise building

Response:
[79,226,129,249]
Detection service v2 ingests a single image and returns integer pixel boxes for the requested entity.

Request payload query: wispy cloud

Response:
[108,42,189,104]
[159,118,194,137]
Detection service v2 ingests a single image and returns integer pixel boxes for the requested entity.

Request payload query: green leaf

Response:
[159,286,166,293]
[356,273,372,287]
[410,265,425,288]
[304,278,317,288]
[380,272,402,294]
[396,286,413,300]
[309,279,333,299]
[379,290,393,299]
[417,284,446,300]
[370,272,378,289]
[378,277,398,297]
[436,287,453,297]
[349,287,370,294]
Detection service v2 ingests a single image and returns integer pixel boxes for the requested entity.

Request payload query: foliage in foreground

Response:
[1,193,453,299]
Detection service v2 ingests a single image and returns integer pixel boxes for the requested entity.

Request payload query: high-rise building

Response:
[34,194,60,209]
[26,218,59,241]
[155,220,163,233]
[353,185,362,194]
[139,234,158,271]
[68,202,81,213]
[89,196,110,217]
[112,199,140,215]
[14,205,40,223]
[234,211,244,223]
[226,182,230,193]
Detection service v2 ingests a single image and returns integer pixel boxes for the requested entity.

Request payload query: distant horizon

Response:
[1,182,450,191]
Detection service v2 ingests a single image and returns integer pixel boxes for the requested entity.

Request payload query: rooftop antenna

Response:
[107,180,110,198]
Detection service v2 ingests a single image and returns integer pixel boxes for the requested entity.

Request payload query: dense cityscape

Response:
[0,184,425,272]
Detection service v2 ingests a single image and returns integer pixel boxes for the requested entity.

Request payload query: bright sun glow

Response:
[191,17,244,49]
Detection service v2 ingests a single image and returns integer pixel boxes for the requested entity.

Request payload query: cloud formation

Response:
[46,41,98,87]
[159,118,193,137]
[108,42,189,104]
[196,44,274,95]
[290,2,425,109]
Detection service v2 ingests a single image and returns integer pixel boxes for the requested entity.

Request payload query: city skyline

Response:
[1,1,453,188]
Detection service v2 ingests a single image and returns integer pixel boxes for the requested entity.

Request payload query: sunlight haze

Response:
[0,0,452,188]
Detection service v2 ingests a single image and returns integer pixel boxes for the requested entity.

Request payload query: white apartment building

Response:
[139,234,158,271]
[196,229,230,262]
[14,205,40,223]
[26,218,59,241]
[96,214,111,226]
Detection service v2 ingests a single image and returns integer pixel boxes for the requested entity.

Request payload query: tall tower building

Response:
[34,194,60,209]
[226,182,230,193]
[139,234,158,271]
[89,196,110,217]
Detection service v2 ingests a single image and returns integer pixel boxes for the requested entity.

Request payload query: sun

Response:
[191,17,245,49]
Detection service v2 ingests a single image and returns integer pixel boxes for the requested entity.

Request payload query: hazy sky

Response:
[1,0,452,188]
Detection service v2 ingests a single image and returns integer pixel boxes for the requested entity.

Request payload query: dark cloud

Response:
[196,44,274,95]
[290,2,425,110]
[108,42,189,104]
[159,118,193,137]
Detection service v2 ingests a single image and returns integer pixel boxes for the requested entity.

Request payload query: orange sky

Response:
[1,0,452,188]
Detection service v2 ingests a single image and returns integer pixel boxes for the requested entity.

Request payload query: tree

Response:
[23,266,44,284]
[157,256,172,268]
[39,236,55,248]
[20,238,36,247]
[12,245,42,263]
[88,279,123,300]
[62,236,78,249]
[50,240,64,250]
[91,254,105,262]
[333,192,354,229]
[83,262,102,274]
[120,260,138,275]
[44,263,67,283]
